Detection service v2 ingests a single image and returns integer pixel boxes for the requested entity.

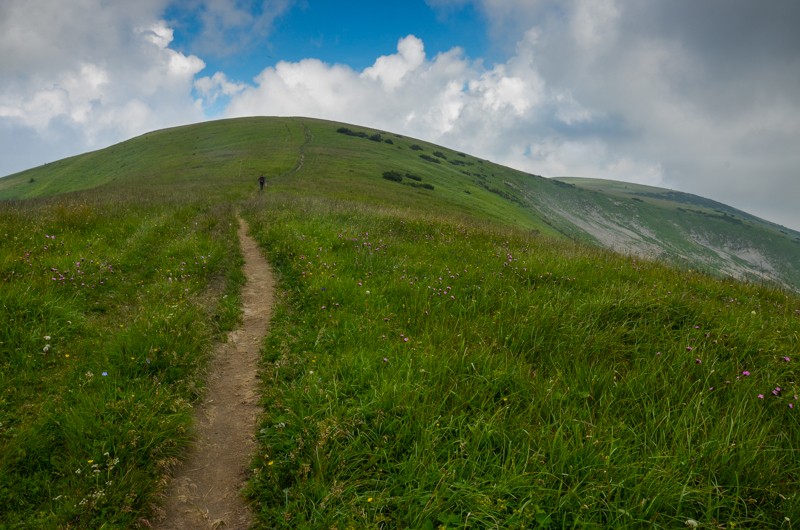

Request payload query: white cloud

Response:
[362,35,426,91]
[0,0,207,174]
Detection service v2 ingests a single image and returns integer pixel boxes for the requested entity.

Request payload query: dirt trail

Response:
[156,218,273,530]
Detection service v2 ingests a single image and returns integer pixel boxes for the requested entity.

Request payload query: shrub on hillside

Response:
[433,151,447,159]
[410,144,424,151]
[336,127,368,139]
[419,154,441,164]
[405,173,422,181]
[382,171,403,182]
[406,182,434,190]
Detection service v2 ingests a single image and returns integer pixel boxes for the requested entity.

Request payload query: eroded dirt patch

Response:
[156,218,273,529]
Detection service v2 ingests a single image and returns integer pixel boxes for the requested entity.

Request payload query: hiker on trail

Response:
[258,175,265,191]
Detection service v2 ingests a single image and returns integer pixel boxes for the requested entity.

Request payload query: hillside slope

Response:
[2,116,799,290]
[3,116,800,527]
[544,178,800,290]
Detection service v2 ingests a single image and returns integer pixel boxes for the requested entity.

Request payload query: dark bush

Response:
[433,151,447,159]
[384,139,394,144]
[382,171,403,182]
[336,127,368,138]
[410,144,424,151]
[405,173,422,181]
[369,133,383,142]
[419,154,441,164]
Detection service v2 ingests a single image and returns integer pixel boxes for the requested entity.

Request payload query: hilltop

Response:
[3,117,799,291]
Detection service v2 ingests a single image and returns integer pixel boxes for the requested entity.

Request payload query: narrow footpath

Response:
[157,218,274,529]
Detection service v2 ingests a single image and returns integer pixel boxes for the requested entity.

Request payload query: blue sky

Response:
[189,1,490,76]
[2,0,800,231]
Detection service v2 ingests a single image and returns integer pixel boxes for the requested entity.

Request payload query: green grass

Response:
[241,195,800,528]
[2,116,800,528]
[0,190,244,528]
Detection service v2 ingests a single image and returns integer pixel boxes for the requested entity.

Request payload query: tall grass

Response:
[242,195,800,528]
[0,190,244,528]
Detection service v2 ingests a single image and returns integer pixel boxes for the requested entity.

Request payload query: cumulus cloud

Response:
[0,0,209,174]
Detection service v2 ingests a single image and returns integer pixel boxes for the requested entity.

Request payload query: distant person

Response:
[258,175,265,191]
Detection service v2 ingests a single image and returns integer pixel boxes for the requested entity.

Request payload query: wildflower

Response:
[695,358,702,364]
[367,497,373,503]
[383,357,389,363]
[686,346,693,352]
[43,344,51,353]
[101,371,108,377]
[742,371,750,376]
[773,387,782,396]
[783,356,791,362]
[44,335,51,341]
[758,394,764,399]
[790,403,794,409]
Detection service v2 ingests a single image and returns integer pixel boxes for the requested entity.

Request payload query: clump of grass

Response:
[0,190,243,527]
[242,195,800,528]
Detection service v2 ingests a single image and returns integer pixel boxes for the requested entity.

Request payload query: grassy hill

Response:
[4,118,799,291]
[2,117,800,528]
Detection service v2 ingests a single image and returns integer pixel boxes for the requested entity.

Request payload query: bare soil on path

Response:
[156,218,273,529]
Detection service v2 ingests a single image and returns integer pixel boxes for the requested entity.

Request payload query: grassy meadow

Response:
[242,196,800,528]
[0,190,245,528]
[2,117,800,528]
